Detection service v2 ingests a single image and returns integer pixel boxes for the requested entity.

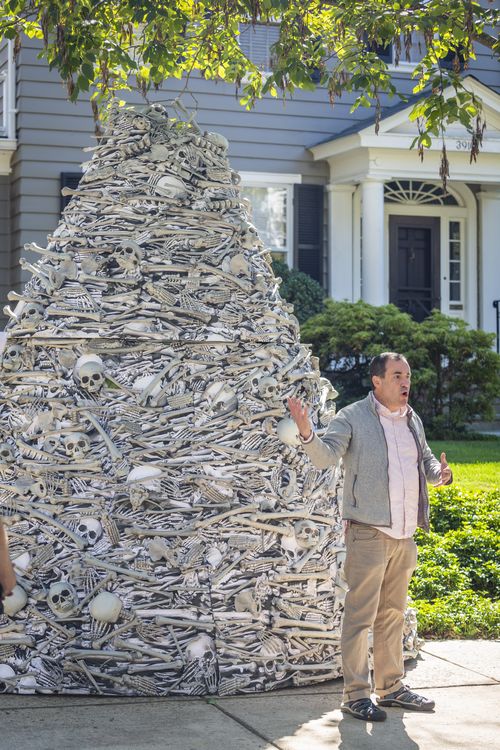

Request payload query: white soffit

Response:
[310,76,500,164]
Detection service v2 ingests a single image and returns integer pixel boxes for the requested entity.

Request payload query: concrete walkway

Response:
[0,640,498,750]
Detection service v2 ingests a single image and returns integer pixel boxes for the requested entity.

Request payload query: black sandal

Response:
[341,698,387,722]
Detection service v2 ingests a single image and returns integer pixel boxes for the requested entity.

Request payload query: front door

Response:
[389,216,440,322]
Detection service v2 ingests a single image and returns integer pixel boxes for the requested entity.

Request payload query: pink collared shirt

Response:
[370,392,419,539]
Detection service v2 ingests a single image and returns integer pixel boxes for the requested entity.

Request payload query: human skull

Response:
[0,664,16,692]
[127,466,162,510]
[238,220,260,250]
[204,382,237,416]
[205,545,223,569]
[1,344,23,372]
[75,360,105,393]
[41,435,61,454]
[19,302,45,328]
[63,432,91,460]
[318,377,338,409]
[0,442,15,464]
[45,267,65,293]
[281,532,302,565]
[222,253,250,277]
[147,536,171,562]
[234,590,260,616]
[262,655,287,678]
[149,173,187,199]
[89,591,123,623]
[185,634,216,663]
[129,483,148,511]
[204,131,229,152]
[29,478,48,499]
[294,520,320,550]
[14,476,46,499]
[276,418,301,446]
[258,376,279,401]
[47,581,78,618]
[77,517,102,547]
[3,585,28,616]
[115,241,142,272]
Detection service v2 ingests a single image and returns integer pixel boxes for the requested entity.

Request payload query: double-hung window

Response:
[240,173,298,265]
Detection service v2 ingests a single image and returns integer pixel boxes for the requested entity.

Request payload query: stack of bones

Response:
[0,104,419,696]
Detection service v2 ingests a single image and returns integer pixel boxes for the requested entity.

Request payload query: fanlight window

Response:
[384,180,459,206]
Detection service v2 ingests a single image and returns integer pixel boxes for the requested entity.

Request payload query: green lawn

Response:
[429,439,500,492]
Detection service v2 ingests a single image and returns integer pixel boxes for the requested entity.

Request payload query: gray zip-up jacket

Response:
[303,394,448,532]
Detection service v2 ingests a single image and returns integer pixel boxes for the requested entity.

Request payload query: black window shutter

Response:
[60,172,82,213]
[294,184,324,285]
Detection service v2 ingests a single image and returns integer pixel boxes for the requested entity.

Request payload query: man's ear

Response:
[371,375,381,390]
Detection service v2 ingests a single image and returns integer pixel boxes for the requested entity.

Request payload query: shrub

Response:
[272,259,325,324]
[412,591,500,638]
[409,545,471,600]
[428,487,500,534]
[411,487,500,637]
[442,524,500,598]
[300,300,500,437]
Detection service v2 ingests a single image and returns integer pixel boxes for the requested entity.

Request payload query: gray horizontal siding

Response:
[3,32,499,313]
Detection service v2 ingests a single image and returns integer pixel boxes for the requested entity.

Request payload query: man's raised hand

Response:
[287,397,313,441]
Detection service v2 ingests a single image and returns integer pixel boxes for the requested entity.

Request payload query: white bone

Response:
[91,615,137,649]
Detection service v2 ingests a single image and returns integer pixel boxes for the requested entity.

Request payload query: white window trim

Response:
[240,172,302,267]
[240,172,302,186]
[445,217,466,314]
[387,60,419,72]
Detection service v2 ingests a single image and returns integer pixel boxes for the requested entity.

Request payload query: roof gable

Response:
[311,76,500,162]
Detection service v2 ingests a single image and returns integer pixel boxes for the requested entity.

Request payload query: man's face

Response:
[372,358,411,411]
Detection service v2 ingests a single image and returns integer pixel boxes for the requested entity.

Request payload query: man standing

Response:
[288,352,452,722]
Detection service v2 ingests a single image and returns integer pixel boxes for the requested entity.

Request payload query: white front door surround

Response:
[309,77,500,334]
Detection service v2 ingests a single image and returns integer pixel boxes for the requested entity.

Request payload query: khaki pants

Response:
[341,523,417,702]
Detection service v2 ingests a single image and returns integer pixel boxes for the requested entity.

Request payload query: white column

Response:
[478,190,500,338]
[361,180,386,306]
[6,40,16,140]
[327,184,355,300]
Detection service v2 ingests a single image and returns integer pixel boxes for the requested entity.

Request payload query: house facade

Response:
[0,32,499,343]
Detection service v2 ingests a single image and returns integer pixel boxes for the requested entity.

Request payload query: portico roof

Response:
[309,76,500,184]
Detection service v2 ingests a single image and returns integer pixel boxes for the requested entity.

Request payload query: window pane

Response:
[449,221,461,240]
[450,282,461,301]
[239,23,280,69]
[449,242,461,260]
[241,186,287,252]
[450,262,460,281]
